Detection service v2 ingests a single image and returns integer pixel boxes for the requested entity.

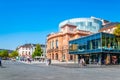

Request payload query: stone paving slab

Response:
[0,60,120,80]
[51,63,120,68]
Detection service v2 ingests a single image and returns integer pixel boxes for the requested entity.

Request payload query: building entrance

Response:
[78,53,120,65]
[101,53,120,65]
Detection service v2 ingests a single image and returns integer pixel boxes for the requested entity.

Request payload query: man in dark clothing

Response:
[0,57,2,67]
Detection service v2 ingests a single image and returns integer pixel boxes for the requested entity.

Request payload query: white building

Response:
[17,44,46,58]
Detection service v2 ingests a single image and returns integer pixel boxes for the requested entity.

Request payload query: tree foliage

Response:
[113,24,120,37]
[113,24,120,41]
[0,51,2,57]
[32,44,43,58]
[9,51,18,58]
[113,24,120,49]
[0,50,9,59]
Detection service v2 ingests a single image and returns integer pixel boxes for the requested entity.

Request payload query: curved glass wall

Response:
[59,17,103,33]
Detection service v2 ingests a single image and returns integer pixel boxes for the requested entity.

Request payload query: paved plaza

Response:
[0,60,120,80]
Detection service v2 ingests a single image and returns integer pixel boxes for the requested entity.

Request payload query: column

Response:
[89,54,91,64]
[106,54,110,65]
[98,54,101,65]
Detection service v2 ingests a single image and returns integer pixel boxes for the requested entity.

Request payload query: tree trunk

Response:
[118,42,120,49]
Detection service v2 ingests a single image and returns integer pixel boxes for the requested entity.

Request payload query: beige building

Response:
[46,24,92,62]
[99,22,119,34]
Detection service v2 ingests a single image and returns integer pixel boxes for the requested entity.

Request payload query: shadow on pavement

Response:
[51,63,120,68]
[0,66,7,68]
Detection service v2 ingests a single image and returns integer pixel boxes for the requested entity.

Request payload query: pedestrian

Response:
[0,57,2,67]
[78,59,81,66]
[28,58,31,63]
[46,59,48,65]
[80,58,85,67]
[49,59,51,65]
[79,58,83,67]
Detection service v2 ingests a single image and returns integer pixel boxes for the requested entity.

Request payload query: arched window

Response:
[56,40,58,48]
[50,54,51,59]
[63,54,65,60]
[52,40,54,49]
[55,53,58,60]
[52,53,54,60]
[50,41,52,49]
[29,52,30,55]
[70,55,73,60]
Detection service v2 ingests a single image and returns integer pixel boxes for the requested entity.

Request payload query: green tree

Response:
[9,51,19,58]
[0,51,2,57]
[32,44,43,58]
[0,50,9,59]
[113,24,120,49]
[113,24,120,37]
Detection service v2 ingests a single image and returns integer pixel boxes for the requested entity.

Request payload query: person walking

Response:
[0,57,2,67]
[80,58,85,67]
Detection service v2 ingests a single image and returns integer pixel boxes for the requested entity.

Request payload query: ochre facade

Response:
[99,22,118,34]
[46,24,92,62]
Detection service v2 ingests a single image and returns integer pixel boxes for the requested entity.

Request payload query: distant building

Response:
[17,44,46,58]
[99,22,120,34]
[0,49,13,54]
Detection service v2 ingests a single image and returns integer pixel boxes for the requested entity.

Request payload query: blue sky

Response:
[0,0,120,50]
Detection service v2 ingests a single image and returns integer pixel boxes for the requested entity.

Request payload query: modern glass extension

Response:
[69,32,120,64]
[59,17,103,33]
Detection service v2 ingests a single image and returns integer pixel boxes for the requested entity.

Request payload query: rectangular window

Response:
[69,28,73,31]
[88,22,92,26]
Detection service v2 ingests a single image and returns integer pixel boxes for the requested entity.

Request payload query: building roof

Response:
[59,17,102,28]
[61,24,77,28]
[99,22,120,31]
[17,43,45,50]
[21,44,34,48]
[103,22,119,28]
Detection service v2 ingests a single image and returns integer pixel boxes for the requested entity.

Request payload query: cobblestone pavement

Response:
[0,60,120,80]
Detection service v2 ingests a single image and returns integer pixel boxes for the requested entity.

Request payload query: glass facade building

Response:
[69,32,120,64]
[59,17,103,33]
